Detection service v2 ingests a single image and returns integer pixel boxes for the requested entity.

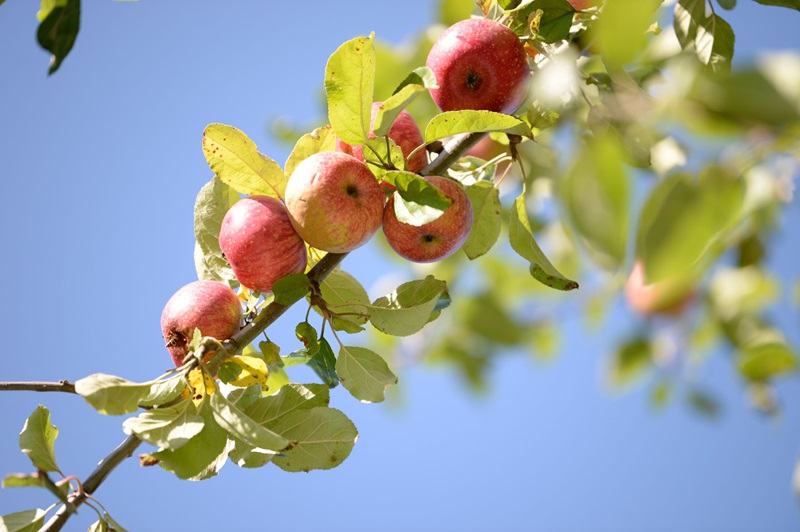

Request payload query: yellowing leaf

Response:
[187,368,215,406]
[228,356,269,387]
[202,123,287,199]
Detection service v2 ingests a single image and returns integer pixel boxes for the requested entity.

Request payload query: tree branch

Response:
[0,381,76,393]
[42,435,142,532]
[32,127,486,532]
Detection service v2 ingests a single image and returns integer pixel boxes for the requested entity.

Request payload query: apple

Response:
[219,195,307,292]
[285,151,385,253]
[426,18,530,114]
[624,261,694,316]
[161,280,242,367]
[382,175,473,262]
[336,101,428,173]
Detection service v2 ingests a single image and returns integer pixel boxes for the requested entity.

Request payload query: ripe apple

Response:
[219,195,307,292]
[285,151,385,253]
[382,175,473,262]
[426,18,530,114]
[624,261,694,316]
[336,101,428,173]
[161,280,242,367]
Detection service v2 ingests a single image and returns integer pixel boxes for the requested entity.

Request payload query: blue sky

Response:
[1,1,799,530]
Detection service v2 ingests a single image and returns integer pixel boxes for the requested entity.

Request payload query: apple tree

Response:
[2,0,800,530]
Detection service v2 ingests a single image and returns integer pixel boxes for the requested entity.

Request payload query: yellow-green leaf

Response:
[424,110,532,144]
[202,123,287,199]
[325,34,375,145]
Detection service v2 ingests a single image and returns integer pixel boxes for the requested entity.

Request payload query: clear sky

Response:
[1,1,799,531]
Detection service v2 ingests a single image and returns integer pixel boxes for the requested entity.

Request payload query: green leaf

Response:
[151,406,229,481]
[608,338,653,389]
[202,123,287,198]
[284,126,337,179]
[2,474,44,489]
[369,276,448,336]
[737,343,799,382]
[209,392,289,452]
[687,389,721,418]
[36,0,79,75]
[138,376,186,408]
[675,0,735,75]
[193,177,238,282]
[122,400,204,451]
[230,384,330,468]
[88,519,108,532]
[750,0,799,10]
[272,273,312,305]
[424,111,532,144]
[270,408,358,472]
[325,34,376,145]
[336,346,397,403]
[307,338,340,388]
[74,374,152,415]
[717,0,736,9]
[439,0,478,24]
[636,166,743,283]
[509,194,579,291]
[0,509,46,532]
[530,0,577,43]
[18,406,61,474]
[316,270,371,333]
[246,384,331,427]
[385,171,452,210]
[561,136,629,271]
[593,0,662,66]
[463,181,502,259]
[373,67,437,137]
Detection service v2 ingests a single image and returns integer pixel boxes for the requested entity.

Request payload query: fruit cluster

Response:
[161,17,532,366]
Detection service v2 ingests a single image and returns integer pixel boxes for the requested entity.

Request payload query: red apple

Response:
[382,175,473,263]
[219,195,307,292]
[426,18,530,114]
[285,151,385,253]
[336,102,428,173]
[624,261,694,316]
[161,280,242,367]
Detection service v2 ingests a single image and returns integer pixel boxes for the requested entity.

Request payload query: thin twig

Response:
[42,435,141,532]
[0,381,76,393]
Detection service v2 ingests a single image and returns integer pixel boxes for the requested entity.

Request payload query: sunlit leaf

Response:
[362,137,405,178]
[152,406,229,481]
[737,343,799,382]
[509,194,579,290]
[225,355,269,387]
[561,136,629,271]
[246,384,331,427]
[122,400,204,450]
[463,180,502,259]
[592,0,661,66]
[636,166,743,283]
[0,509,46,532]
[336,346,397,403]
[369,276,448,336]
[284,126,337,179]
[373,67,437,137]
[528,0,577,43]
[202,123,287,198]
[325,34,375,145]
[675,0,735,75]
[209,392,289,452]
[75,374,153,416]
[2,474,44,489]
[425,111,532,143]
[271,408,358,472]
[316,270,371,333]
[193,177,238,282]
[138,376,186,408]
[18,406,61,474]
